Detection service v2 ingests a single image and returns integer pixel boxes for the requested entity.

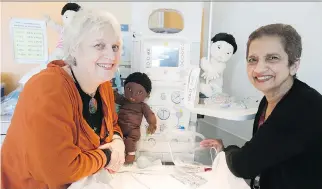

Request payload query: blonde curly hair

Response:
[63,7,123,65]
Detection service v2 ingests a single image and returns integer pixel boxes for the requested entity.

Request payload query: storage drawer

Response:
[1,115,11,135]
[1,122,10,135]
[1,135,5,147]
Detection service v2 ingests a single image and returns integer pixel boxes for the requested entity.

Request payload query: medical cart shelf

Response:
[186,105,258,121]
[1,115,12,146]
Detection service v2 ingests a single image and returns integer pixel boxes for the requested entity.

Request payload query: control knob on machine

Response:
[157,108,170,120]
[171,91,182,104]
[146,48,151,68]
[180,44,185,67]
[147,138,156,147]
[159,123,167,132]
[160,93,167,100]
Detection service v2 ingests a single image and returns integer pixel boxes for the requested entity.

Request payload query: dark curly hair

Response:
[124,72,152,94]
[61,3,81,16]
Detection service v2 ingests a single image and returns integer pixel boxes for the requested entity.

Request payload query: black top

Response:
[224,79,322,189]
[79,85,103,135]
[70,68,111,166]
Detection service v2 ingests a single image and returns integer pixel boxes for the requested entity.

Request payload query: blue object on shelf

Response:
[112,69,123,113]
[121,24,129,32]
[178,125,185,130]
[1,84,4,98]
[1,86,22,116]
[114,69,123,94]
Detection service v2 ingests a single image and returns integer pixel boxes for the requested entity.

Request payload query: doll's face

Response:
[210,41,234,63]
[124,82,148,103]
[62,10,76,25]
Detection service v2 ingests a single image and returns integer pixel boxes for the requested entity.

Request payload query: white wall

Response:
[77,2,132,24]
[201,2,322,141]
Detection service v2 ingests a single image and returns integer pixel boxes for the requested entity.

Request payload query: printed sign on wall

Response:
[10,18,48,64]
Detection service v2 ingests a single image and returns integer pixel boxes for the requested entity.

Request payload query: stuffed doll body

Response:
[44,3,81,61]
[199,33,238,98]
[114,72,157,164]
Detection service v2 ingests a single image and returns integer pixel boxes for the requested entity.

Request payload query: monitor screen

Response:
[151,46,179,67]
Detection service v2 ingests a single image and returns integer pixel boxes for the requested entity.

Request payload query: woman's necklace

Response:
[70,68,98,114]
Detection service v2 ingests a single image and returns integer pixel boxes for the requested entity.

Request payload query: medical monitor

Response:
[141,37,190,82]
[151,46,179,68]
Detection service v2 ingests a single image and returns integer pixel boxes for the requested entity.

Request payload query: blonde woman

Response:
[2,8,125,189]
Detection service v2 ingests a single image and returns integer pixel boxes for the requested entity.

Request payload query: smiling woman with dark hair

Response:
[200,23,322,189]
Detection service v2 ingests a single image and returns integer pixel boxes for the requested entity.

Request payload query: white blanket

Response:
[68,152,250,189]
[67,169,114,189]
[199,151,250,189]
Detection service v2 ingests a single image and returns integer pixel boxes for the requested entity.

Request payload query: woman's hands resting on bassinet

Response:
[99,135,125,173]
[200,138,224,153]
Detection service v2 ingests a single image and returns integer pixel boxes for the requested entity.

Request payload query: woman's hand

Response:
[105,151,122,174]
[200,138,224,153]
[99,136,125,173]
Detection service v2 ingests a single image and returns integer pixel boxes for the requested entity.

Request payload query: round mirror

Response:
[148,9,184,34]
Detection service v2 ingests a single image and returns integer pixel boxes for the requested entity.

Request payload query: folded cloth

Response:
[67,169,114,189]
[200,151,250,189]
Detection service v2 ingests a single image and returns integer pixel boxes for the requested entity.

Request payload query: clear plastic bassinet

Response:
[165,130,217,172]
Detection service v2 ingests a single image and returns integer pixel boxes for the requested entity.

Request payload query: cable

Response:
[209,147,217,164]
[167,141,176,165]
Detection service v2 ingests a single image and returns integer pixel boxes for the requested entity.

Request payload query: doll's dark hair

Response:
[61,3,81,16]
[211,33,238,54]
[124,72,152,94]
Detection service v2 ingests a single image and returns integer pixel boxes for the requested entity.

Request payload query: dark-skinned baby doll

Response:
[113,72,157,164]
